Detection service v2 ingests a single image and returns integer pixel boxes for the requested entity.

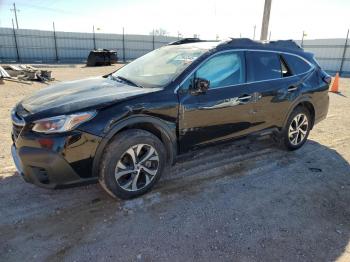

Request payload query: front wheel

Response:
[99,129,167,199]
[280,107,311,151]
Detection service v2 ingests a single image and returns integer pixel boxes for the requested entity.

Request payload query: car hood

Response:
[20,76,162,116]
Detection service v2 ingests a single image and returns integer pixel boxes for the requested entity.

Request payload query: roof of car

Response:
[168,38,305,55]
[217,38,302,52]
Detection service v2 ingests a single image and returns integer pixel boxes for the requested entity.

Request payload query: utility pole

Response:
[12,19,20,61]
[253,25,256,40]
[260,0,272,40]
[10,2,20,29]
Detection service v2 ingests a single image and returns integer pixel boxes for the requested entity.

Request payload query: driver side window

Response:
[196,51,245,89]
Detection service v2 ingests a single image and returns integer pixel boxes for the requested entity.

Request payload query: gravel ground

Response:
[0,65,349,262]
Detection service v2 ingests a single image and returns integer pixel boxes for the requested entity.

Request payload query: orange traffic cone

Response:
[330,73,339,93]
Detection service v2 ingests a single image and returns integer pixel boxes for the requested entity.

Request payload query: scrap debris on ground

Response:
[0,64,54,84]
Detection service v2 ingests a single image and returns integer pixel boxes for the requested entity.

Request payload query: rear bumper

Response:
[314,92,330,126]
[314,112,328,126]
[11,144,97,189]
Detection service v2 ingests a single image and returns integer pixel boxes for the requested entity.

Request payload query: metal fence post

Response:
[12,19,20,62]
[339,29,349,76]
[301,31,305,48]
[93,25,96,50]
[53,22,59,62]
[122,27,125,62]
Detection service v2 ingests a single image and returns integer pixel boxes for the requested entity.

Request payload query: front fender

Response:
[91,115,177,177]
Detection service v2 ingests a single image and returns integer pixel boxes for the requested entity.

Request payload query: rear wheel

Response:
[280,107,311,150]
[99,129,166,199]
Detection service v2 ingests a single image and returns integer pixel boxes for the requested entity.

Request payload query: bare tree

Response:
[150,28,168,36]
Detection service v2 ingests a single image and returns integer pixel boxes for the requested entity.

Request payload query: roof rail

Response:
[168,38,205,45]
[219,38,301,51]
[268,40,301,50]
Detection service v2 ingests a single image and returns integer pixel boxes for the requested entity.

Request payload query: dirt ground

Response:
[0,65,350,262]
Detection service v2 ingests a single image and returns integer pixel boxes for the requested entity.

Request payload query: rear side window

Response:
[282,54,312,75]
[246,51,281,82]
[281,57,293,77]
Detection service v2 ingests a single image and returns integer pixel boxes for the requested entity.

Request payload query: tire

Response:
[280,106,311,151]
[99,129,167,199]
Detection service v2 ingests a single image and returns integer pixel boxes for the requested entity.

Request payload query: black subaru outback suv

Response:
[11,38,330,199]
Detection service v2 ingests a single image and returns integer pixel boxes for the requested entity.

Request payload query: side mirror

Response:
[190,78,210,95]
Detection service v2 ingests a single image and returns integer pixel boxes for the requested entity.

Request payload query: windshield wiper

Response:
[111,75,142,88]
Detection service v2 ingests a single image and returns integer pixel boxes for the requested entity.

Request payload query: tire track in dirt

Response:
[0,138,321,226]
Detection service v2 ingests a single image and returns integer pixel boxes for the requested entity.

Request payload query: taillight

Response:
[322,75,332,84]
[320,70,332,85]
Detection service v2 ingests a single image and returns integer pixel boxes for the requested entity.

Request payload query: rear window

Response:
[246,51,281,82]
[282,54,312,75]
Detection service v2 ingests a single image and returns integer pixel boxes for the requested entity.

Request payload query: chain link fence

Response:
[296,35,350,77]
[0,27,349,76]
[0,27,178,64]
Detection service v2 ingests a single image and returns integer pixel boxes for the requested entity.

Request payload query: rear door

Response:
[245,51,302,131]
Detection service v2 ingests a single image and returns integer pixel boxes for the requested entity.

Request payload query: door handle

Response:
[238,94,252,104]
[288,86,298,92]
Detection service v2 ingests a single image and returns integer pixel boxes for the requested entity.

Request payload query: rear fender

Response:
[282,96,315,129]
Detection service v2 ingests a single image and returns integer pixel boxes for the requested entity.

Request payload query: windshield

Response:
[112,44,211,88]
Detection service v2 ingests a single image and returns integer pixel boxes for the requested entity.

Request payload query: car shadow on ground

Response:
[0,138,349,261]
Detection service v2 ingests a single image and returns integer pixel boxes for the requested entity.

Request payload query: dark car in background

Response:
[11,38,330,199]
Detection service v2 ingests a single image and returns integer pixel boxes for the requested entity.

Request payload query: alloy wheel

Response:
[288,113,309,146]
[114,144,159,191]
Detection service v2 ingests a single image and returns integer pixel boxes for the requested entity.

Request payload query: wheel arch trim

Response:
[92,115,177,178]
[282,96,316,129]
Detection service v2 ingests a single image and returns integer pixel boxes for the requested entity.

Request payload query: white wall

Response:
[1,27,349,76]
[296,38,349,76]
[0,27,178,63]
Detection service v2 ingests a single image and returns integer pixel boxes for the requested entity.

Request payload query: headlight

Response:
[32,111,96,134]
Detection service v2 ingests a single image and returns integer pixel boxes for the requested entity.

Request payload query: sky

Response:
[0,0,349,40]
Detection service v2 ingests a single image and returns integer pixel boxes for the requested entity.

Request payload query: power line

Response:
[6,2,77,15]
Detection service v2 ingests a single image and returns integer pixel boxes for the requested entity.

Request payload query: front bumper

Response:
[11,144,98,188]
[11,128,101,189]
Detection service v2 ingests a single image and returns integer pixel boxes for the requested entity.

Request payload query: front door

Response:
[177,51,256,152]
